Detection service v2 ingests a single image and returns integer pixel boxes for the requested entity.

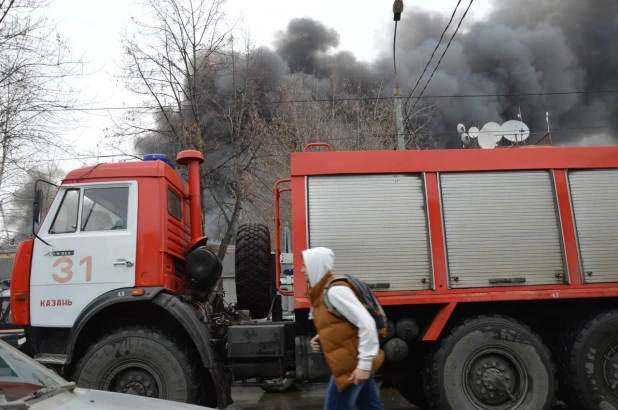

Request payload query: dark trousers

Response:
[323,375,383,410]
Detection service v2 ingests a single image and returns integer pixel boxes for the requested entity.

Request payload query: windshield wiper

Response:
[0,382,76,409]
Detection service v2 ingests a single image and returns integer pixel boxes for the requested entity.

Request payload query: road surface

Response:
[228,384,412,409]
[228,384,570,409]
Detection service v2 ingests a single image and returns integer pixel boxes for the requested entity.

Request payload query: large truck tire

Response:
[424,314,557,410]
[235,224,273,319]
[72,327,200,404]
[559,309,618,410]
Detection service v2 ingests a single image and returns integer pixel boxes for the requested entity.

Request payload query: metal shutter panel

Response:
[440,171,565,288]
[569,169,618,284]
[307,174,431,291]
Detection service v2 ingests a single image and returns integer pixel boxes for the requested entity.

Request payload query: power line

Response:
[404,0,462,108]
[0,123,615,164]
[1,124,617,164]
[13,89,618,113]
[407,0,474,118]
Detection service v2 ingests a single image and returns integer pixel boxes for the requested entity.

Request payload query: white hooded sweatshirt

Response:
[302,247,379,371]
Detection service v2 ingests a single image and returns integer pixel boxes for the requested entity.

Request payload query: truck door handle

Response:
[114,260,134,267]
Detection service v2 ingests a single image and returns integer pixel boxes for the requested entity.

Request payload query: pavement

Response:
[228,384,571,410]
[228,384,413,410]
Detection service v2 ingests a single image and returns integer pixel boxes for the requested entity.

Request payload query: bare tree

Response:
[0,0,16,28]
[111,0,231,150]
[109,0,441,259]
[109,0,232,257]
[110,0,283,258]
[0,0,86,218]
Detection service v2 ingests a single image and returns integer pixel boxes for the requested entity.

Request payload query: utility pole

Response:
[393,1,405,150]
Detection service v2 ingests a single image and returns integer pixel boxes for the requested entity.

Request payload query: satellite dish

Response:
[477,122,502,149]
[468,126,479,139]
[501,120,530,142]
[457,124,471,145]
[482,122,503,141]
[478,130,497,149]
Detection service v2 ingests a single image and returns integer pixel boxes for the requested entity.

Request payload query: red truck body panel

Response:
[289,146,618,337]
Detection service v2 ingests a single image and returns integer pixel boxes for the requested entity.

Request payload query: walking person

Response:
[302,247,385,410]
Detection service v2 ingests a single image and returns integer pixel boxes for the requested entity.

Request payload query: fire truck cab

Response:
[11,151,232,408]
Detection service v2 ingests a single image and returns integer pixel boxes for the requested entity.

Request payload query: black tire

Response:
[559,309,618,410]
[394,370,429,409]
[235,224,273,319]
[72,327,199,404]
[556,320,586,410]
[425,314,557,410]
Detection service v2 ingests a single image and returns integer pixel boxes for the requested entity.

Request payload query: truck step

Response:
[34,354,67,366]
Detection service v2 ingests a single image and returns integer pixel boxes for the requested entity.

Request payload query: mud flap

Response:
[210,364,234,409]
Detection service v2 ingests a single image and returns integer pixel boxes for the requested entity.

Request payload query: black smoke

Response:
[136,0,618,243]
[272,0,618,147]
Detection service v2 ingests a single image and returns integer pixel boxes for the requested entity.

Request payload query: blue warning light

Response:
[143,153,175,169]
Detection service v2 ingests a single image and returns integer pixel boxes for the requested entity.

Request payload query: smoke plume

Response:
[137,0,617,242]
[272,0,618,147]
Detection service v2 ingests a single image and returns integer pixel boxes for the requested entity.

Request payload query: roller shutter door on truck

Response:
[440,171,566,289]
[569,169,618,284]
[307,174,432,291]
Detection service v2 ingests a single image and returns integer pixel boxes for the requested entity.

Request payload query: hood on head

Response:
[302,247,335,286]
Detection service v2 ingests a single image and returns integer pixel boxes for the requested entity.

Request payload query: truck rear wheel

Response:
[235,224,273,319]
[72,327,199,404]
[425,314,557,410]
[559,309,618,409]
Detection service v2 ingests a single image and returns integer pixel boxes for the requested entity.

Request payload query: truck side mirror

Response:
[33,188,43,226]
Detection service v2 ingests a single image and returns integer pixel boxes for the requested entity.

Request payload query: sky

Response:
[40,0,493,171]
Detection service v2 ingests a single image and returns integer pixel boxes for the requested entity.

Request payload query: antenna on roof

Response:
[546,112,550,134]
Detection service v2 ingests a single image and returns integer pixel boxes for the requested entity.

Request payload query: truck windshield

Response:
[0,340,64,402]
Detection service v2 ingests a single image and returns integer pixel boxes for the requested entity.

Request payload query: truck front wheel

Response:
[425,315,557,410]
[72,327,199,404]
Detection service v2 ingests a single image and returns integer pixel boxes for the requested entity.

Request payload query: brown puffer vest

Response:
[306,272,385,392]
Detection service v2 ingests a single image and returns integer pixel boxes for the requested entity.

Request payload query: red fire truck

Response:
[9,140,618,410]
